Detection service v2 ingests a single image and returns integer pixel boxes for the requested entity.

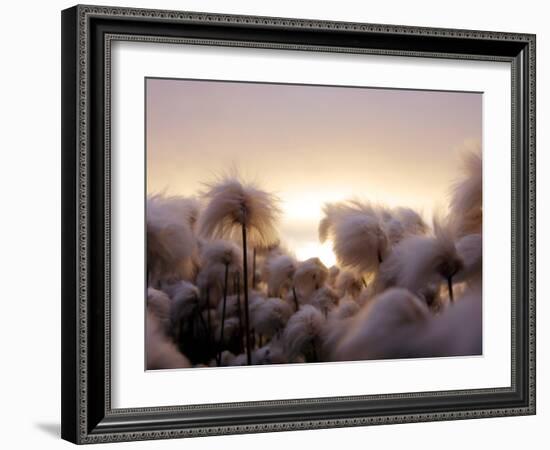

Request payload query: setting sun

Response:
[295,241,337,268]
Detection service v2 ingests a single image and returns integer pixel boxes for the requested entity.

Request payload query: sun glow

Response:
[295,241,337,268]
[277,193,342,267]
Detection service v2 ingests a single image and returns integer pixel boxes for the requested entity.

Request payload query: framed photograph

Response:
[61,5,536,444]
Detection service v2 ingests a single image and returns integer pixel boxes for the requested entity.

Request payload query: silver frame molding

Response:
[61,4,536,444]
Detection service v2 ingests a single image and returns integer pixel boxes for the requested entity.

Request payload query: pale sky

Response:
[146,78,482,266]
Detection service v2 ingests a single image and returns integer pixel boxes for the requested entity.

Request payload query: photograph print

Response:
[145,78,482,370]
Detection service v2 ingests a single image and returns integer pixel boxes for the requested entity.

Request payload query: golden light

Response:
[295,241,337,268]
[277,192,342,268]
[281,191,350,220]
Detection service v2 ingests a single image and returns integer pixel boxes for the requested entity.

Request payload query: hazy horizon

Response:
[146,78,482,266]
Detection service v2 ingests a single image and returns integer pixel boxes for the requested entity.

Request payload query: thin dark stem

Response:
[205,286,211,334]
[235,272,243,352]
[205,286,212,354]
[362,277,368,288]
[241,221,252,365]
[292,286,299,312]
[252,248,257,288]
[217,262,229,365]
[447,276,454,303]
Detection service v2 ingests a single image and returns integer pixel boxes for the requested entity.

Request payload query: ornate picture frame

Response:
[61,5,536,444]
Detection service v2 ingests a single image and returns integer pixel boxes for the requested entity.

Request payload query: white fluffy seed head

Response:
[328,298,360,320]
[147,194,201,229]
[332,213,388,274]
[309,287,339,314]
[251,297,293,337]
[449,145,482,236]
[264,254,297,297]
[198,175,281,248]
[181,197,201,230]
[335,270,363,299]
[322,315,353,357]
[382,217,405,246]
[320,201,426,265]
[432,215,464,281]
[377,217,462,296]
[283,304,326,361]
[293,257,329,301]
[165,281,200,328]
[405,285,482,357]
[147,287,172,331]
[393,207,428,236]
[147,195,197,285]
[334,288,430,361]
[195,264,229,307]
[455,233,482,284]
[327,265,340,287]
[379,207,427,246]
[243,291,268,330]
[319,200,376,243]
[215,316,240,345]
[357,287,375,307]
[146,312,191,370]
[199,239,242,269]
